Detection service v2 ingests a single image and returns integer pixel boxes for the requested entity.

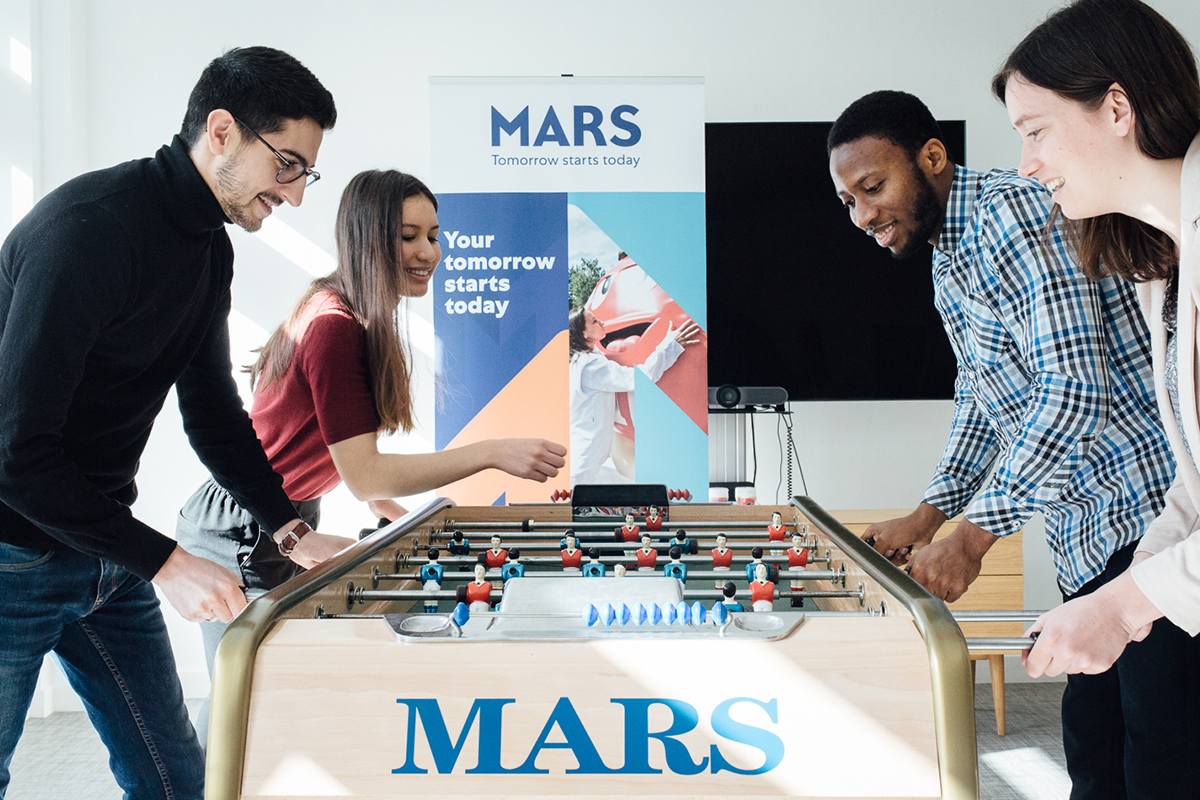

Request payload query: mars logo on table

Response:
[392,696,783,776]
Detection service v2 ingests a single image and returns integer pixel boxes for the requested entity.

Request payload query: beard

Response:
[214,152,280,233]
[891,166,943,260]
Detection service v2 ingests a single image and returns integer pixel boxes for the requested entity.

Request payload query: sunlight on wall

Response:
[9,37,31,83]
[256,216,335,277]
[10,166,31,228]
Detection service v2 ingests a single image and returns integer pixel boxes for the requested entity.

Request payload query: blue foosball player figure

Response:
[663,547,687,583]
[669,529,690,555]
[501,548,524,581]
[720,581,743,612]
[582,547,606,577]
[745,545,765,584]
[420,547,443,613]
[447,530,470,556]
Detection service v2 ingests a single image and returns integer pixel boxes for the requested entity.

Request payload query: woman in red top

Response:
[177,171,565,737]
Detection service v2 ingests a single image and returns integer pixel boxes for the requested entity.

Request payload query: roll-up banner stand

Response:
[431,77,707,505]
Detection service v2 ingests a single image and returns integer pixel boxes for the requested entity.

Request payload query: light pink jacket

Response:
[1132,133,1200,634]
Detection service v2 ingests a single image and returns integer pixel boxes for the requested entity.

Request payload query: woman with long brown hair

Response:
[177,170,564,738]
[995,1,1200,795]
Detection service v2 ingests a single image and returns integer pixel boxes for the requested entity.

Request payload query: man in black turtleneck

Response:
[0,47,349,800]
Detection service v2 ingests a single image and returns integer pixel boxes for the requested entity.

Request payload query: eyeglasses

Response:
[233,116,321,187]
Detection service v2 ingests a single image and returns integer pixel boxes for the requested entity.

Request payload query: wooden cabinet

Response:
[832,509,1024,735]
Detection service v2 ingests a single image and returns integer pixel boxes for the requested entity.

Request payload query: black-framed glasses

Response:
[233,116,321,187]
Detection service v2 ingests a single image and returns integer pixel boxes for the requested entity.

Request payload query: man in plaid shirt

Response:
[829,91,1194,800]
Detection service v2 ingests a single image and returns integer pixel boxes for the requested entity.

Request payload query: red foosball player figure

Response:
[788,534,808,608]
[712,532,732,588]
[786,533,809,569]
[484,535,509,571]
[720,581,743,612]
[561,532,583,570]
[767,511,787,542]
[645,505,663,532]
[501,548,524,581]
[636,534,658,570]
[466,563,493,613]
[750,562,775,612]
[617,512,640,543]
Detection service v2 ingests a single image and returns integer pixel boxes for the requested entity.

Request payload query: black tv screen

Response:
[705,121,965,401]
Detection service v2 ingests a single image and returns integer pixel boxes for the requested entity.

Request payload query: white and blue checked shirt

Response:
[922,167,1175,594]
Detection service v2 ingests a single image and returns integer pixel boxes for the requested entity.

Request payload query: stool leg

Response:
[989,654,1005,736]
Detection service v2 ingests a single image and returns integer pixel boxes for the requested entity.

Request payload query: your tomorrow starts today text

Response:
[441,230,556,319]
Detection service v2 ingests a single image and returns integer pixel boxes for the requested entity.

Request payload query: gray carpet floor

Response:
[7,684,1069,798]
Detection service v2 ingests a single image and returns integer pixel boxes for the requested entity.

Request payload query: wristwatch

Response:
[276,521,313,556]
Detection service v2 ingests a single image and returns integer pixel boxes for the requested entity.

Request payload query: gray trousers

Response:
[175,478,320,746]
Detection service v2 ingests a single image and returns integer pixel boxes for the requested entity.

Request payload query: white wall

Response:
[17,0,1200,710]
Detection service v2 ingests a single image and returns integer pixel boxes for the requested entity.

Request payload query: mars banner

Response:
[430,77,707,504]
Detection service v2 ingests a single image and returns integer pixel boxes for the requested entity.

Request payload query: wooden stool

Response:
[970,652,1006,735]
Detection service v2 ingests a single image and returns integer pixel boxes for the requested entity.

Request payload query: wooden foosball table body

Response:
[205,497,978,799]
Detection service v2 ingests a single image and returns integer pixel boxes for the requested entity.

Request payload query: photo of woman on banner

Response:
[568,255,701,485]
[176,170,565,741]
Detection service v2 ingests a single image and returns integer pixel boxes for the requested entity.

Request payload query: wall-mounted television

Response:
[705,121,965,401]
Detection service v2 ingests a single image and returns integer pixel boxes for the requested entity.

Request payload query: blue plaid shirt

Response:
[922,167,1174,593]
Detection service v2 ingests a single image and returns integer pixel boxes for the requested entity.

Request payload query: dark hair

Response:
[250,171,437,435]
[722,582,737,597]
[993,0,1200,281]
[751,546,763,559]
[453,531,464,541]
[588,547,599,559]
[568,307,591,360]
[827,90,945,158]
[427,547,439,560]
[181,46,336,147]
[669,547,682,559]
[508,548,520,559]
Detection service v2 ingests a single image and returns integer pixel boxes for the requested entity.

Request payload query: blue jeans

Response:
[0,541,203,800]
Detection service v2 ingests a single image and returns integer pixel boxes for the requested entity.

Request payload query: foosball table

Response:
[205,490,1031,799]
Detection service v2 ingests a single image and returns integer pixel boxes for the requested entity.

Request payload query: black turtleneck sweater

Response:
[0,135,298,581]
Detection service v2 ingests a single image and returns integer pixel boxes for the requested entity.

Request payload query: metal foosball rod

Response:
[956,611,1046,653]
[374,568,847,582]
[439,519,806,533]
[347,585,865,605]
[399,551,831,566]
[682,586,866,602]
[951,610,1046,623]
[424,540,813,553]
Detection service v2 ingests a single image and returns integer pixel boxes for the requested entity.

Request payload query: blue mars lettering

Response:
[491,105,642,148]
[391,696,783,776]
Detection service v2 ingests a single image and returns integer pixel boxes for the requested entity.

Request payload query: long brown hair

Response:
[568,307,591,361]
[992,0,1200,282]
[249,170,437,434]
